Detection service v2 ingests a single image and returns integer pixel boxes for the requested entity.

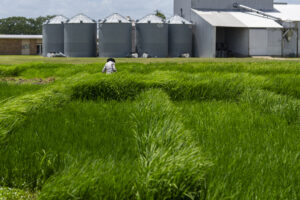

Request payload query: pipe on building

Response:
[233,3,282,22]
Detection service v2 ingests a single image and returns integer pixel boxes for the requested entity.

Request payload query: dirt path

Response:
[0,77,55,85]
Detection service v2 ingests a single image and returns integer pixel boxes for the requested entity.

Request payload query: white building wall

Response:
[191,9,216,57]
[174,0,192,21]
[249,29,268,56]
[191,0,273,11]
[249,28,282,56]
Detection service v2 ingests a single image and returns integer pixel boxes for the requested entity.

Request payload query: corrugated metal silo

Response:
[99,13,132,57]
[136,14,168,57]
[168,15,193,57]
[43,15,68,57]
[64,14,97,57]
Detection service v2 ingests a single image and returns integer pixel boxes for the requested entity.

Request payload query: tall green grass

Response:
[179,100,300,200]
[0,61,299,199]
[1,90,209,199]
[0,100,136,190]
[0,82,43,102]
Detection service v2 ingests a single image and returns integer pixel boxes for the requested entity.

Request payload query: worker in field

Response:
[102,58,117,74]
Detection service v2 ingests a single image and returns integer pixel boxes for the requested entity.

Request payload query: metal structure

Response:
[99,13,132,57]
[191,0,274,11]
[168,15,192,57]
[64,14,97,57]
[176,0,300,57]
[43,15,68,57]
[136,14,168,57]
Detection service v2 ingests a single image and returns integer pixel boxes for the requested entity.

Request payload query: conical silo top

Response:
[168,15,192,24]
[68,14,96,23]
[137,14,164,24]
[45,15,68,24]
[101,13,130,23]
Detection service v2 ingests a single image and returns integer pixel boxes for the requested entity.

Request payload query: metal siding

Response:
[249,29,268,56]
[282,29,298,57]
[168,24,193,57]
[43,24,64,57]
[99,23,132,57]
[64,23,97,57]
[191,0,273,10]
[191,10,216,57]
[298,22,300,57]
[174,0,192,20]
[267,29,282,56]
[136,23,168,57]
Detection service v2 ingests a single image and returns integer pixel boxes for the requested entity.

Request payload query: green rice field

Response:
[0,56,299,200]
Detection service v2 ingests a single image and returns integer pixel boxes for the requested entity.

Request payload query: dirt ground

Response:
[0,77,55,85]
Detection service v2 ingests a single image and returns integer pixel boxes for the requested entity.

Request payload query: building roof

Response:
[45,15,68,24]
[67,13,95,23]
[0,35,42,39]
[168,15,192,24]
[137,14,165,24]
[267,4,300,21]
[100,13,130,23]
[192,9,282,28]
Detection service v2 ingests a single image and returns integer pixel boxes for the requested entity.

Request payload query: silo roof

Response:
[192,9,282,28]
[45,15,68,24]
[137,14,164,23]
[168,15,192,24]
[101,13,130,23]
[68,14,95,23]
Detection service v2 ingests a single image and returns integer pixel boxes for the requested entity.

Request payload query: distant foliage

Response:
[155,10,166,20]
[0,15,55,34]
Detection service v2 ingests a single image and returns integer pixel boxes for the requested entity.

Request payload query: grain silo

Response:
[43,15,68,57]
[64,14,97,57]
[136,14,168,57]
[168,15,192,57]
[99,13,132,57]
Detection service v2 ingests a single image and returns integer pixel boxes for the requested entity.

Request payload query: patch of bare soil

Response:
[0,77,55,85]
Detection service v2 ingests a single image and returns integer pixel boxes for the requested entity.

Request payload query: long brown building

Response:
[0,35,42,55]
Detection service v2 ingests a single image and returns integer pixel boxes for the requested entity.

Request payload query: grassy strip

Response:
[38,90,209,200]
[132,90,210,199]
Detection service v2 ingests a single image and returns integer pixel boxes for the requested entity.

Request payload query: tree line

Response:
[0,11,165,35]
[0,16,55,35]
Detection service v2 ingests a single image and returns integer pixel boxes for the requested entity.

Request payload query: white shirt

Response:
[102,61,117,74]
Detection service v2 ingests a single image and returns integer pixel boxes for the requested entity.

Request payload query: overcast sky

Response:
[0,0,299,20]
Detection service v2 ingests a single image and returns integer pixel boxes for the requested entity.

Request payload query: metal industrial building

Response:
[43,15,68,56]
[64,14,97,57]
[136,14,168,58]
[174,0,300,57]
[99,13,132,57]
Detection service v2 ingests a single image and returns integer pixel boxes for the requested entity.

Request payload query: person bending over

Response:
[102,58,117,74]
